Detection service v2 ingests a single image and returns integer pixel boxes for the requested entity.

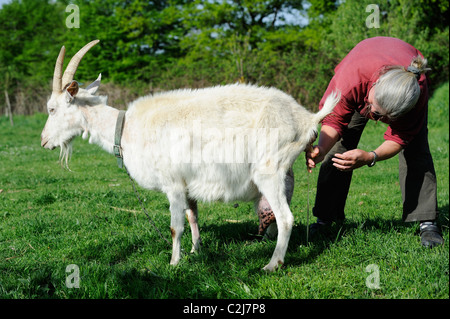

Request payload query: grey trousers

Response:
[313,112,438,223]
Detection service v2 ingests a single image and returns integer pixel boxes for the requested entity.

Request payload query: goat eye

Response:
[49,108,56,115]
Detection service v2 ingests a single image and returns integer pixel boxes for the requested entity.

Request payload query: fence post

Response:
[4,89,14,126]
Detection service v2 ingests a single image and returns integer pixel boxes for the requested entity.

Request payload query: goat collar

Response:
[114,110,126,168]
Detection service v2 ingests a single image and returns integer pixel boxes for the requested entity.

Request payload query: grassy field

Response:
[0,83,448,300]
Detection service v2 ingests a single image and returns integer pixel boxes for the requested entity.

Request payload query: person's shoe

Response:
[420,221,444,248]
[308,218,332,239]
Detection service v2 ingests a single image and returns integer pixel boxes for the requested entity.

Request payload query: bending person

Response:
[305,36,443,247]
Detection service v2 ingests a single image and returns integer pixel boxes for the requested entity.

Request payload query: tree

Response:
[320,0,449,90]
[0,0,447,114]
[0,0,65,113]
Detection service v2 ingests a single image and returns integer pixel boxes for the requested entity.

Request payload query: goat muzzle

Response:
[40,135,55,150]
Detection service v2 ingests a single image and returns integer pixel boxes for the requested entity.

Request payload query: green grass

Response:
[0,83,448,299]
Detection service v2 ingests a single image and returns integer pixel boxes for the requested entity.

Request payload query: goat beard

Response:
[59,139,74,171]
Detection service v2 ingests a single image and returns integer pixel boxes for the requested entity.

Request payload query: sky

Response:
[0,0,10,8]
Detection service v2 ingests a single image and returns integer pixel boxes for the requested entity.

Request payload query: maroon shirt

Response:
[319,36,429,147]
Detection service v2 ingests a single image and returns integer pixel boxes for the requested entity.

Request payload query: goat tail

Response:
[313,90,341,124]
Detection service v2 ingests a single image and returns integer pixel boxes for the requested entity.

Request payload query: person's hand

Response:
[332,149,373,171]
[306,145,325,173]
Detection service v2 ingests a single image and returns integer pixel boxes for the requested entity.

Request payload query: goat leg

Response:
[186,198,202,253]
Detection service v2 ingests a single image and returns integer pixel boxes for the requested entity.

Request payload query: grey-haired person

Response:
[305,36,443,247]
[257,36,443,247]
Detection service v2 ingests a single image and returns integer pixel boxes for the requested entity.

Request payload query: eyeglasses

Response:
[364,103,386,122]
[364,82,392,123]
[363,98,391,123]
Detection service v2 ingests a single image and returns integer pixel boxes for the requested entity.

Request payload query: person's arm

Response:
[306,125,340,172]
[306,124,403,172]
[331,140,402,171]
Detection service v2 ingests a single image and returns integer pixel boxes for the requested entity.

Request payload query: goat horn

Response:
[52,46,66,93]
[61,39,100,89]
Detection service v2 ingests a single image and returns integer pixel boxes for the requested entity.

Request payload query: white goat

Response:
[41,40,340,271]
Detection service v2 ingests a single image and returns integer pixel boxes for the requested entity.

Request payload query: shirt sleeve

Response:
[319,71,364,138]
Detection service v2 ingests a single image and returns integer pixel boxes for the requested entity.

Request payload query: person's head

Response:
[371,56,430,121]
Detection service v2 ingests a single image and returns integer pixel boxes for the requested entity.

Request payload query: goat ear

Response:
[86,73,101,94]
[65,81,79,103]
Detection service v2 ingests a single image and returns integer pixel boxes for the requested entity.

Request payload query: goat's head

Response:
[41,40,100,167]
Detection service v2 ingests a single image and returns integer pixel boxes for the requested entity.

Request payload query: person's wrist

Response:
[367,151,378,167]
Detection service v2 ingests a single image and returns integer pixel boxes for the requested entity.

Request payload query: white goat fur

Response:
[42,77,339,271]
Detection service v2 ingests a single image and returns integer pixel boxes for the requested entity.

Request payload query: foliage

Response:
[0,0,448,114]
[320,0,449,88]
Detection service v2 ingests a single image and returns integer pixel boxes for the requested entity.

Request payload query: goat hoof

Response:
[262,264,277,272]
[262,260,283,272]
[262,266,273,272]
[190,248,200,254]
[262,265,277,272]
[170,259,180,266]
